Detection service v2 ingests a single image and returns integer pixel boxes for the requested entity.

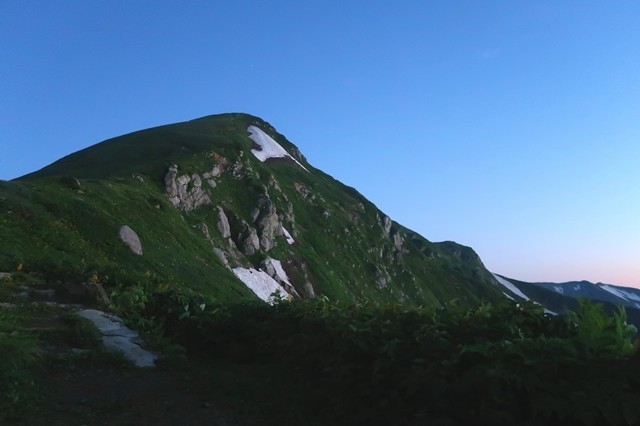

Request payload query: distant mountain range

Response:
[494,274,640,326]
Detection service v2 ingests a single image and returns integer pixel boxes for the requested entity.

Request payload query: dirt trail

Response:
[2,281,255,426]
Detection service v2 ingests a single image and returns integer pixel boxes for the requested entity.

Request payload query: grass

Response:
[0,112,504,311]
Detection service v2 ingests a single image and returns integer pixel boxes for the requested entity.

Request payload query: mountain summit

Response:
[2,113,502,306]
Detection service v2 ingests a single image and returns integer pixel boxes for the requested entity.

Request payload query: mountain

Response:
[494,273,640,326]
[0,113,503,307]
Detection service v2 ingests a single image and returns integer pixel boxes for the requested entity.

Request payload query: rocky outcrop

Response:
[213,248,230,268]
[119,225,143,255]
[78,309,157,367]
[260,257,300,299]
[382,216,392,237]
[241,225,260,256]
[164,165,211,211]
[375,267,392,289]
[392,232,405,253]
[252,195,284,251]
[216,206,231,238]
[294,183,315,201]
[289,146,307,164]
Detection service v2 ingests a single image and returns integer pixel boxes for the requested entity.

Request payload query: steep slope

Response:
[2,113,502,307]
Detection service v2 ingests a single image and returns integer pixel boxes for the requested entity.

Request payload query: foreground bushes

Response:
[145,296,640,425]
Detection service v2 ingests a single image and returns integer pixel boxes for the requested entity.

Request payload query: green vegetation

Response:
[140,295,639,425]
[0,112,502,309]
[5,113,638,424]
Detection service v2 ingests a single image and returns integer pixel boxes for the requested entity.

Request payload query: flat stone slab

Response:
[77,309,157,368]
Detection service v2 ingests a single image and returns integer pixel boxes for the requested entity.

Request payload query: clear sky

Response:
[1,1,639,286]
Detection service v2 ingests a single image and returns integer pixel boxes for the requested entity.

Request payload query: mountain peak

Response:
[3,114,502,307]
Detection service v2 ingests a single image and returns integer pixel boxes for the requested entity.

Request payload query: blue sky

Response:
[1,1,639,286]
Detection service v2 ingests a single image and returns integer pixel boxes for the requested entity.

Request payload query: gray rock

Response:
[0,272,10,280]
[203,165,222,178]
[241,227,260,256]
[77,309,157,368]
[213,248,230,269]
[294,183,315,200]
[393,232,404,252]
[303,282,316,298]
[165,165,179,199]
[119,225,143,255]
[375,267,392,289]
[253,196,283,251]
[198,223,212,242]
[382,216,392,237]
[163,165,212,211]
[216,207,231,238]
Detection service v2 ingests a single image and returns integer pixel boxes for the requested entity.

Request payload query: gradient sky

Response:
[1,1,639,286]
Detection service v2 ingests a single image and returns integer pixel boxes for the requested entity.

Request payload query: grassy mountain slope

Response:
[2,113,502,307]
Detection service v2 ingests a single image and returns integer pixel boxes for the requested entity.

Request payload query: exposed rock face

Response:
[164,165,179,198]
[241,225,260,256]
[375,267,392,289]
[253,195,283,251]
[260,257,300,299]
[289,146,308,165]
[383,216,392,237]
[119,225,143,255]
[392,232,405,252]
[216,206,231,238]
[213,248,230,269]
[164,165,211,211]
[294,183,315,201]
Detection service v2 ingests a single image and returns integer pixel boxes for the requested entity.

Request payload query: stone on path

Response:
[77,309,157,368]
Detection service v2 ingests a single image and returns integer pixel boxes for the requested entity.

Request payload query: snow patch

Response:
[233,267,289,303]
[600,284,640,302]
[502,292,516,301]
[493,274,529,300]
[247,126,309,172]
[266,258,293,288]
[281,226,295,244]
[553,285,564,294]
[574,284,581,291]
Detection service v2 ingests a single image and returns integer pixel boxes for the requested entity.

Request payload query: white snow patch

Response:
[600,284,640,302]
[266,258,293,287]
[502,292,516,301]
[553,285,564,294]
[247,126,309,172]
[281,226,295,244]
[233,267,289,303]
[493,274,529,300]
[574,284,581,291]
